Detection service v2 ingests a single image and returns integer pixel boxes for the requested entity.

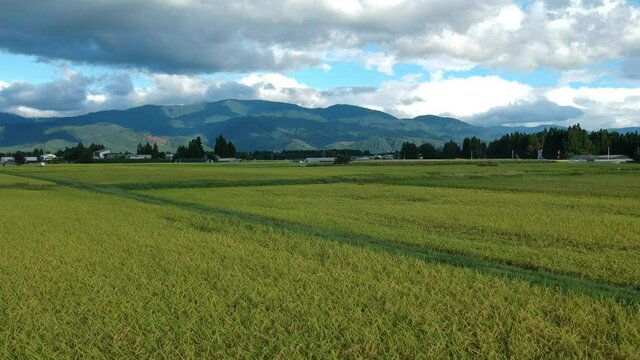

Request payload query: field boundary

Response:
[3,169,640,304]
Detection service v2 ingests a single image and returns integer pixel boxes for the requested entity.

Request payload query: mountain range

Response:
[0,99,609,153]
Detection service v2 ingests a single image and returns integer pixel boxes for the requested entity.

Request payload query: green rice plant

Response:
[5,161,638,198]
[0,173,53,187]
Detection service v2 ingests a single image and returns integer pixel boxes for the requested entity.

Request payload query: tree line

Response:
[174,135,238,159]
[3,127,639,163]
[136,142,162,159]
[399,125,640,160]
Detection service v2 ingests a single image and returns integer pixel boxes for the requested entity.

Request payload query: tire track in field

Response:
[4,170,640,304]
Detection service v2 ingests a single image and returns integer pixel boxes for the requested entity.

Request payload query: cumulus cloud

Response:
[397,1,640,72]
[400,76,534,117]
[1,0,639,74]
[0,70,91,112]
[545,85,640,128]
[470,98,583,126]
[239,73,327,107]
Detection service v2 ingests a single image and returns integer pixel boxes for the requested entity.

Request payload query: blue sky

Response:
[1,0,640,129]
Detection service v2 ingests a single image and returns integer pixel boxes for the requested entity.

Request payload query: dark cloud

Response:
[0,69,142,115]
[0,72,90,111]
[401,96,423,106]
[0,1,320,74]
[0,0,579,74]
[101,73,134,96]
[471,99,583,126]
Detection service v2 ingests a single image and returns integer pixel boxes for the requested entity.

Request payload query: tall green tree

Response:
[176,137,206,159]
[441,140,461,159]
[566,124,593,157]
[400,142,420,159]
[14,151,26,165]
[152,143,160,158]
[418,143,437,159]
[214,134,237,157]
[215,135,228,156]
[144,143,153,155]
[542,128,566,159]
[526,134,541,158]
[462,136,487,159]
[226,141,237,158]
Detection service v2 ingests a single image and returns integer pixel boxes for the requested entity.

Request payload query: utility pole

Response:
[470,151,473,160]
[607,146,610,159]
[512,150,515,159]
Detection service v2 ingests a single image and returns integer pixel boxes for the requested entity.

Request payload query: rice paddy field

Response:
[1,161,639,358]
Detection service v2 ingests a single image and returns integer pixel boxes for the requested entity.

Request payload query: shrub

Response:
[334,154,351,165]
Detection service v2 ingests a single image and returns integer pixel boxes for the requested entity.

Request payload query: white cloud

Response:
[240,73,307,90]
[86,94,107,104]
[414,56,477,75]
[319,63,333,72]
[558,68,607,86]
[392,0,640,72]
[9,106,62,118]
[546,86,640,108]
[398,76,534,118]
[239,73,327,107]
[324,0,364,18]
[545,86,640,128]
[362,52,396,76]
[474,4,525,33]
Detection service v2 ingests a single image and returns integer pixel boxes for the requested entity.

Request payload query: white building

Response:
[41,154,57,161]
[93,149,112,160]
[126,154,153,160]
[303,157,335,163]
[570,155,633,164]
[0,156,15,165]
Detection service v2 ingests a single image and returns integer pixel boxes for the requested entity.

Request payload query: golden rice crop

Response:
[0,186,639,358]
